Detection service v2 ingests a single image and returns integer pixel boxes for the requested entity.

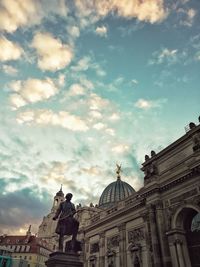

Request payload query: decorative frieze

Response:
[128,228,145,243]
[170,188,198,205]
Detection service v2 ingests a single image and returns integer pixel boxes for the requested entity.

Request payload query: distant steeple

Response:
[56,184,64,197]
[51,185,65,212]
[26,225,31,236]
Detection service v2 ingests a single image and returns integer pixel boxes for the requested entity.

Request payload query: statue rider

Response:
[53,193,79,251]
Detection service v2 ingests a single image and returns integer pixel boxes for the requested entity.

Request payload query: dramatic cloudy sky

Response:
[0,0,200,235]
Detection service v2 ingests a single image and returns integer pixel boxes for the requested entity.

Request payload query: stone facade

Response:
[38,119,200,267]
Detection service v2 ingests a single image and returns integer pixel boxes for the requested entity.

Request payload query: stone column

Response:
[166,230,191,267]
[99,232,105,267]
[148,204,162,267]
[155,201,172,267]
[118,223,127,267]
[168,242,179,267]
[175,239,185,267]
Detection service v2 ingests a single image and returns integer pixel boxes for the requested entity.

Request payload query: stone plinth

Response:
[45,251,83,267]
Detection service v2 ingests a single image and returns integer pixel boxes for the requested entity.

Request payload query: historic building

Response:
[0,226,52,267]
[38,118,200,267]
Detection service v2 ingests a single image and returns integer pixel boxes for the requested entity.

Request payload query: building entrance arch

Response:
[184,210,200,267]
[167,205,200,267]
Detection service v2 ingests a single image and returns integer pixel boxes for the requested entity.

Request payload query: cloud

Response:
[0,0,68,33]
[105,128,115,136]
[93,122,106,130]
[109,113,120,121]
[149,48,178,65]
[17,109,89,132]
[131,79,139,85]
[32,32,73,71]
[2,65,18,76]
[58,74,65,86]
[10,94,27,109]
[0,0,40,33]
[80,166,102,176]
[0,37,23,62]
[177,8,197,27]
[9,78,58,109]
[71,55,106,77]
[195,52,200,61]
[89,110,102,119]
[95,25,107,37]
[89,93,110,110]
[69,84,85,96]
[0,180,51,234]
[75,0,168,24]
[134,98,167,109]
[111,144,130,154]
[71,56,91,72]
[67,25,80,39]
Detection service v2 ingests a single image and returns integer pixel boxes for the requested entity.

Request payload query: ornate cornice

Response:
[140,164,200,198]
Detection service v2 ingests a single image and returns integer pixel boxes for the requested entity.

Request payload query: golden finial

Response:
[116,163,122,180]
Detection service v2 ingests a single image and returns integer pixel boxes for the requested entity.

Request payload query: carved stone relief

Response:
[128,228,145,243]
[192,132,200,152]
[142,161,158,182]
[90,242,99,253]
[107,235,120,249]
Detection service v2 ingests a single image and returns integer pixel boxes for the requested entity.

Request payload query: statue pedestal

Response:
[45,251,83,267]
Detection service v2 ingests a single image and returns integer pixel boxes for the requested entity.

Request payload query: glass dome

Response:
[99,177,135,208]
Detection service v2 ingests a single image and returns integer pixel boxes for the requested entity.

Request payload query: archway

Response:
[185,211,200,267]
[171,205,200,267]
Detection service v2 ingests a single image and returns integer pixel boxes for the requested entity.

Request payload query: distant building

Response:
[38,117,200,267]
[0,245,13,267]
[0,226,52,267]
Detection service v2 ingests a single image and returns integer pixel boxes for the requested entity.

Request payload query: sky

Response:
[0,0,200,235]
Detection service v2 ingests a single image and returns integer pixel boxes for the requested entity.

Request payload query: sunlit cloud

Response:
[67,25,80,39]
[32,32,73,71]
[0,0,40,33]
[0,37,23,62]
[75,0,168,24]
[69,84,85,96]
[0,0,68,33]
[17,109,89,132]
[112,144,130,154]
[89,93,110,110]
[134,98,167,110]
[93,122,106,130]
[109,113,120,121]
[95,25,108,37]
[2,65,18,76]
[9,78,58,109]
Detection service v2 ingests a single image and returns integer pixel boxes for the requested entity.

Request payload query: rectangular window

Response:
[21,245,25,252]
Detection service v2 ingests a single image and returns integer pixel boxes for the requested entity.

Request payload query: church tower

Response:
[51,185,64,212]
[37,186,64,250]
